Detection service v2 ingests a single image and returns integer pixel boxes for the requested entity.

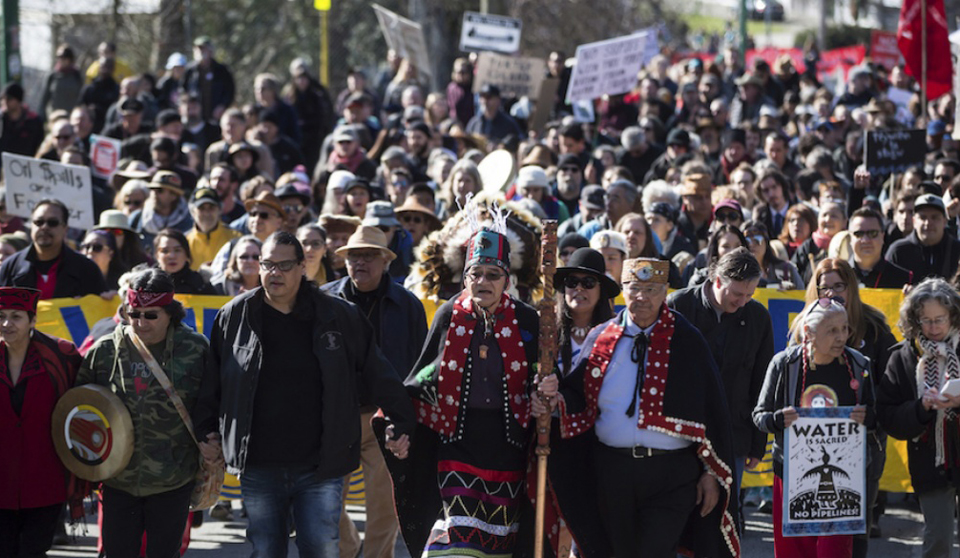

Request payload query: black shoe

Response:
[757,500,773,514]
[870,523,881,538]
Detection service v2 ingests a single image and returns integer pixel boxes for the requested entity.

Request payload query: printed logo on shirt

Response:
[321,331,342,351]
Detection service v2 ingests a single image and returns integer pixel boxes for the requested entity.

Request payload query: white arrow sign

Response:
[460,11,522,54]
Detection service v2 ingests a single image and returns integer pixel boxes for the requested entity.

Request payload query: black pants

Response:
[101,482,193,558]
[594,442,700,558]
[0,504,62,558]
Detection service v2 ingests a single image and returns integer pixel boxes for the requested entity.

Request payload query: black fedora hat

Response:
[554,247,621,300]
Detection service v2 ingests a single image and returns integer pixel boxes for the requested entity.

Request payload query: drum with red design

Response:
[51,384,134,481]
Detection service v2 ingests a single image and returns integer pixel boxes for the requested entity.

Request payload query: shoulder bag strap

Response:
[126,329,200,449]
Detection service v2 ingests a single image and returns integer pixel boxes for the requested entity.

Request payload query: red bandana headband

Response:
[126,289,175,308]
[0,287,40,313]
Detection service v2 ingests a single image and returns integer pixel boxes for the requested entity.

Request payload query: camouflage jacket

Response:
[76,323,210,497]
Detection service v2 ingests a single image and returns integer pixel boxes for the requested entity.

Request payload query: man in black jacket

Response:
[181,36,235,122]
[668,248,774,523]
[321,226,427,558]
[0,199,107,299]
[194,231,415,558]
[886,194,960,281]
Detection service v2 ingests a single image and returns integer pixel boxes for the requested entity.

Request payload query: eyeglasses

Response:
[259,259,300,272]
[283,204,304,214]
[745,234,765,246]
[817,282,847,295]
[32,218,62,229]
[249,211,275,220]
[624,283,664,296]
[124,198,144,208]
[851,229,881,239]
[80,243,105,253]
[714,210,741,223]
[128,310,160,320]
[564,276,598,290]
[399,214,423,225]
[237,254,259,261]
[466,269,506,283]
[346,251,382,263]
[920,315,950,327]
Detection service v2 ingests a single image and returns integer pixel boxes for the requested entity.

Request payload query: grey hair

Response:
[898,277,960,340]
[608,179,638,205]
[789,298,847,344]
[641,180,680,212]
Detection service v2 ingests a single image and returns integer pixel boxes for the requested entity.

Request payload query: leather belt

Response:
[603,443,691,459]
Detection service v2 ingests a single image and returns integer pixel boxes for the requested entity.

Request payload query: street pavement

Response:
[50,494,940,557]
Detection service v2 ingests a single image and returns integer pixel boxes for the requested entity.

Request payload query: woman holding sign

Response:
[753,298,875,557]
[877,278,960,558]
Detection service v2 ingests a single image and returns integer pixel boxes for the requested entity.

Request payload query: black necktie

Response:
[773,212,783,233]
[626,332,648,416]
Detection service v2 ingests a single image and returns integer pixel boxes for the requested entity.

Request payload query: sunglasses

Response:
[259,259,299,272]
[851,229,881,239]
[283,204,304,214]
[745,234,765,245]
[128,310,160,320]
[124,198,144,208]
[346,251,382,263]
[249,211,275,220]
[32,218,62,229]
[237,254,259,261]
[559,166,580,174]
[80,243,105,253]
[301,240,324,249]
[564,276,598,290]
[466,269,506,282]
[714,210,741,223]
[399,214,423,225]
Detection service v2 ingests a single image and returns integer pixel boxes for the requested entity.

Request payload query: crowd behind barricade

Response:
[2,27,960,558]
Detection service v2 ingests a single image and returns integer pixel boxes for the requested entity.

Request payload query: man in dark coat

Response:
[180,36,235,122]
[668,248,774,524]
[321,226,427,558]
[551,257,740,558]
[0,200,107,299]
[0,83,44,157]
[886,194,960,281]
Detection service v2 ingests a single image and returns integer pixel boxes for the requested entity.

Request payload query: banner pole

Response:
[922,0,928,118]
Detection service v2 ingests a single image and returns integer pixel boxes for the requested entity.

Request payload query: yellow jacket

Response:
[187,223,241,270]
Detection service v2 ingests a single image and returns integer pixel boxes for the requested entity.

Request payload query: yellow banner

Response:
[36,288,912,492]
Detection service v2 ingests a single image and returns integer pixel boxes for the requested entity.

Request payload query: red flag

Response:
[898,0,953,100]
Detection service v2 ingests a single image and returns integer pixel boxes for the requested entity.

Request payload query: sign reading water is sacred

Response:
[2,152,94,229]
[864,129,925,175]
[783,407,866,537]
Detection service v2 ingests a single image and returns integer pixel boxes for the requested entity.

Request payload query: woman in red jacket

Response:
[0,287,83,557]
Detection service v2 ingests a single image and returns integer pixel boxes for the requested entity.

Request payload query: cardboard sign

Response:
[460,11,521,54]
[783,407,866,536]
[528,76,560,136]
[89,134,121,180]
[372,4,432,77]
[864,129,926,174]
[871,30,900,71]
[2,153,94,229]
[565,29,658,104]
[472,52,546,99]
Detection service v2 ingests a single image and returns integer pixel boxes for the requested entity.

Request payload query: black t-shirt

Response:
[245,303,323,467]
[796,358,859,408]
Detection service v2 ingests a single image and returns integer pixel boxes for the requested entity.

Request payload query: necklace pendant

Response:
[479,345,488,360]
[850,378,860,391]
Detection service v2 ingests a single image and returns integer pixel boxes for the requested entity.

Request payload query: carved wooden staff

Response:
[534,219,558,558]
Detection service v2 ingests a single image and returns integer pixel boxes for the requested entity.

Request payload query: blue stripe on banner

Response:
[768,298,806,352]
[203,308,219,340]
[182,307,197,332]
[59,306,89,345]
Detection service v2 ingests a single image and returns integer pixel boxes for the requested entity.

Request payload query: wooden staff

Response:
[534,219,558,558]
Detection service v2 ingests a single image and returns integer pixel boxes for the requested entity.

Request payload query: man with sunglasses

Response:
[668,248,774,528]
[0,199,106,299]
[545,257,739,558]
[849,207,912,289]
[196,230,415,558]
[321,226,426,558]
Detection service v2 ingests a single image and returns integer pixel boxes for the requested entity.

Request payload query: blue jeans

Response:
[242,465,343,558]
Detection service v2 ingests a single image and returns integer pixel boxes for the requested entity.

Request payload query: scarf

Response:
[917,330,960,467]
[326,148,366,173]
[140,198,191,235]
[812,230,833,252]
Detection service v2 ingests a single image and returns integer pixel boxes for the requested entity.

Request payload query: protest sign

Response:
[372,4,431,77]
[871,30,900,71]
[472,52,546,99]
[783,407,866,536]
[2,152,95,229]
[864,129,926,174]
[460,11,521,54]
[528,76,560,135]
[565,29,658,104]
[89,134,121,180]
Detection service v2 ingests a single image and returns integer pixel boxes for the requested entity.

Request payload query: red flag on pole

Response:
[898,0,953,100]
